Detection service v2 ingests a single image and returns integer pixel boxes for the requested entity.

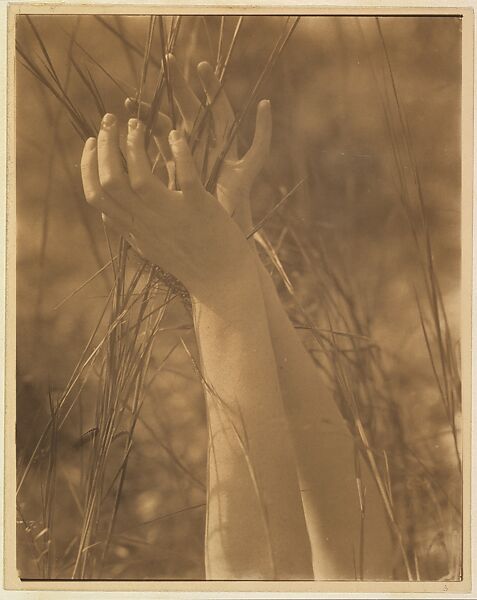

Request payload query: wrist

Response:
[216,186,253,231]
[192,248,262,314]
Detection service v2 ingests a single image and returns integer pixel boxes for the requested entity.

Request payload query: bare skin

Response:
[134,57,395,579]
[81,56,394,580]
[81,112,313,580]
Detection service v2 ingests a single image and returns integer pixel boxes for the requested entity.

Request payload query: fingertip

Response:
[258,99,271,113]
[168,130,193,165]
[168,129,181,146]
[197,60,213,77]
[242,99,272,171]
[197,61,217,89]
[256,99,272,133]
[126,97,151,121]
[85,137,97,150]
[168,130,186,159]
[101,113,117,129]
[127,119,146,154]
[128,118,145,133]
[125,97,137,111]
[82,137,97,166]
[169,133,200,194]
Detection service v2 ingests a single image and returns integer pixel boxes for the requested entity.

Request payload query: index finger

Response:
[166,54,202,133]
[125,97,173,162]
[97,113,128,190]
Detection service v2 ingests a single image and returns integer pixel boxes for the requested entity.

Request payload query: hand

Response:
[81,113,254,303]
[126,55,272,235]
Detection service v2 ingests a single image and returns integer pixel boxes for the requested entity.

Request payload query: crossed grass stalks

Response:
[16,15,461,580]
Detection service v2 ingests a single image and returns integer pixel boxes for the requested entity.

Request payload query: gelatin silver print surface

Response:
[15,12,463,583]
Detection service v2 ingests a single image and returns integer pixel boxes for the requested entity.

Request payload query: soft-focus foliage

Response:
[16,15,461,580]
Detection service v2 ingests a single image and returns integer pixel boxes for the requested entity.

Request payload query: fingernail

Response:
[125,97,137,110]
[197,61,212,75]
[128,118,139,131]
[85,137,97,149]
[197,61,214,85]
[169,129,181,144]
[102,113,116,128]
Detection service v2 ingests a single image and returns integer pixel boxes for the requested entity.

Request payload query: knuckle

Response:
[86,191,103,209]
[100,172,124,193]
[97,131,109,146]
[130,174,152,194]
[126,130,143,149]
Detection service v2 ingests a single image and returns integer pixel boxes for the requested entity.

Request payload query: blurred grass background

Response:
[16,15,462,580]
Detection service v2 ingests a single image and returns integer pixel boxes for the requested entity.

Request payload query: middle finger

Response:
[166,54,202,133]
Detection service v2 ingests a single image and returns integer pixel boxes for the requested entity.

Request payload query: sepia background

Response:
[15,14,462,581]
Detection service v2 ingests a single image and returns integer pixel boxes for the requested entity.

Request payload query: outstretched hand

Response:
[125,55,272,234]
[81,113,254,303]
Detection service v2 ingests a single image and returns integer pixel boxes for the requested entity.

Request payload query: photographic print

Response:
[9,6,471,592]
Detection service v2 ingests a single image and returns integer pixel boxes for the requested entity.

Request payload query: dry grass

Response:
[16,15,462,581]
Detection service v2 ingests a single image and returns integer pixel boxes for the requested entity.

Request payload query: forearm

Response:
[254,258,394,579]
[216,182,393,577]
[192,256,313,580]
